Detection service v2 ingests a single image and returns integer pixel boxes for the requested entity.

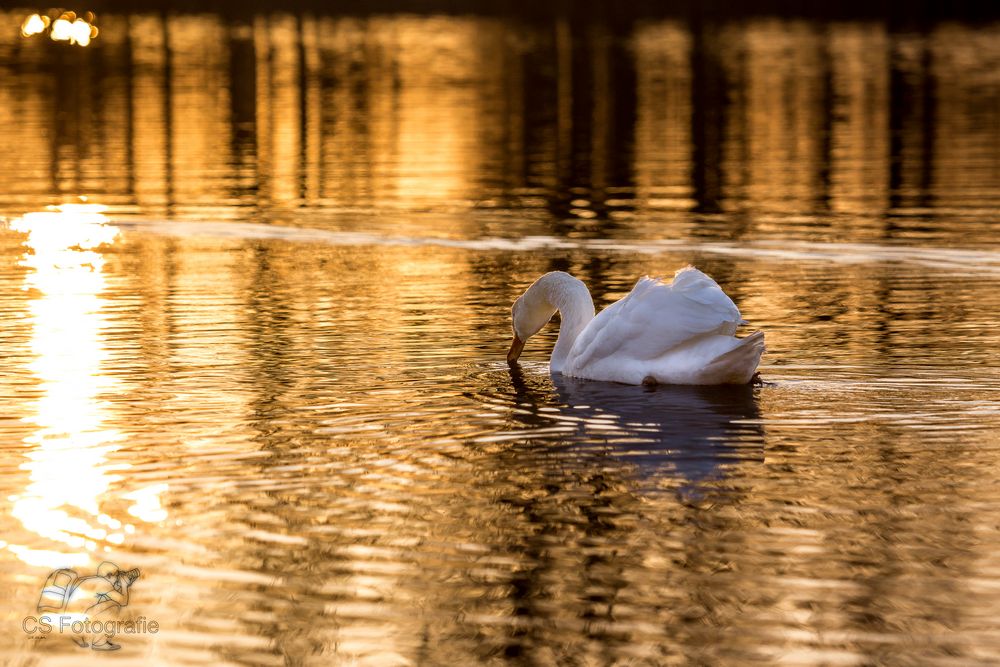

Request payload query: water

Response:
[1,7,1000,665]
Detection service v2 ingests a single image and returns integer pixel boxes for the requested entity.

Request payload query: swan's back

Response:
[564,267,762,385]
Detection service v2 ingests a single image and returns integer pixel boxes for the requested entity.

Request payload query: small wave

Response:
[115,219,1000,275]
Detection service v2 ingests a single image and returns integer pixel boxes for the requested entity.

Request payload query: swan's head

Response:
[507,292,556,363]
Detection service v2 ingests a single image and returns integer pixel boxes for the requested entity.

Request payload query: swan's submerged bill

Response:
[507,267,765,386]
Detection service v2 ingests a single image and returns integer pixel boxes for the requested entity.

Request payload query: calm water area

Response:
[0,6,999,665]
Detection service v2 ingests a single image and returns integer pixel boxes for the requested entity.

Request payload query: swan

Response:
[506,267,765,385]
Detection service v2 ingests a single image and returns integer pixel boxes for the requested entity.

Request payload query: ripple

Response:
[117,219,1000,275]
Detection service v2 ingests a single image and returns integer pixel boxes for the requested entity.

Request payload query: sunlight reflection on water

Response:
[6,205,162,571]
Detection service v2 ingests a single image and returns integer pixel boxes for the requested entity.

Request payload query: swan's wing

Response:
[568,267,743,369]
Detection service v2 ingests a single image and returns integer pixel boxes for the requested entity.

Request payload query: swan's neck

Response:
[525,272,595,373]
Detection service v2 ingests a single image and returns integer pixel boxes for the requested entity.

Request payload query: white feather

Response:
[511,267,764,385]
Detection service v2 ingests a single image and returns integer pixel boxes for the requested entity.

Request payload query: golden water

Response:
[0,10,999,665]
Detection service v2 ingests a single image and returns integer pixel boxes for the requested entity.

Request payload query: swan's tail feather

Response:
[703,331,765,385]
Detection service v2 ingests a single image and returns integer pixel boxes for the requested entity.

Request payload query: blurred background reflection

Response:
[0,8,996,242]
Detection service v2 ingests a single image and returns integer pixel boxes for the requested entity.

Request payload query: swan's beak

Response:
[506,335,525,364]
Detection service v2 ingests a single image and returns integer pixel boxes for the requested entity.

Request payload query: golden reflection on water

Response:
[7,204,159,569]
[0,9,998,665]
[1,10,997,239]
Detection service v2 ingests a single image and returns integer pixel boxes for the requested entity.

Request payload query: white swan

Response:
[507,267,765,385]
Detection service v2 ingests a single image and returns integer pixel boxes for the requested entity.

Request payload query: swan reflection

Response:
[504,365,763,484]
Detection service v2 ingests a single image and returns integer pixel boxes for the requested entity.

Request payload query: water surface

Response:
[0,8,999,666]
